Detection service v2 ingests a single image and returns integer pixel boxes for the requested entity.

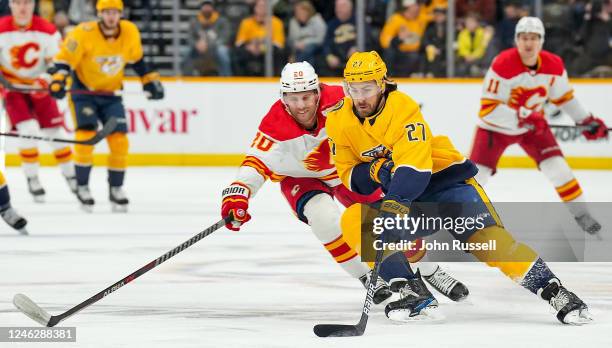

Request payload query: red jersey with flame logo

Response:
[0,16,61,85]
[235,84,345,196]
[478,48,589,135]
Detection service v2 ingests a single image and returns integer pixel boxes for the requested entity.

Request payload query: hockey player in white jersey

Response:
[0,0,77,202]
[221,62,469,304]
[470,17,608,234]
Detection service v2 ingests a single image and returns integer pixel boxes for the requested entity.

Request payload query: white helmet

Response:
[515,16,545,43]
[280,62,319,97]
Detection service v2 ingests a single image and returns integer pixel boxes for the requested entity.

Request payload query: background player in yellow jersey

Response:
[47,0,164,212]
[0,170,27,234]
[325,51,592,324]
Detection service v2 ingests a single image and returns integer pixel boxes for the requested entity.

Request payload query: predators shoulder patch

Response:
[322,99,344,116]
[66,39,78,52]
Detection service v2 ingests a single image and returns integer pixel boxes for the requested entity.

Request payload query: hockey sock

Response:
[379,251,416,283]
[0,172,10,207]
[108,169,125,187]
[539,156,588,217]
[519,258,557,294]
[107,133,128,187]
[306,194,370,279]
[74,130,96,186]
[19,148,39,178]
[53,147,75,177]
[323,235,370,278]
[468,225,539,282]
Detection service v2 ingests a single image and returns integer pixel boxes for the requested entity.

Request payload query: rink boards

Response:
[2,78,611,168]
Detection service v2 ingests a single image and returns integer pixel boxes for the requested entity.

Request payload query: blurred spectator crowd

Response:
[181,0,612,77]
[3,0,610,77]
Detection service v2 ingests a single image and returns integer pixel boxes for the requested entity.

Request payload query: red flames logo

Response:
[10,42,40,69]
[508,86,547,110]
[303,140,334,171]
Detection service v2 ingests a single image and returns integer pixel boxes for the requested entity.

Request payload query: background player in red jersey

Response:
[470,17,608,235]
[0,0,76,202]
[221,62,468,305]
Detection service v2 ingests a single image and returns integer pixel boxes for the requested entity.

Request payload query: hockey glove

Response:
[141,72,164,100]
[518,107,548,135]
[221,182,252,231]
[377,199,411,242]
[579,115,608,140]
[369,157,394,189]
[48,72,67,99]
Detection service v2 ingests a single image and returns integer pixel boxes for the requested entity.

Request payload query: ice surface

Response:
[0,167,611,348]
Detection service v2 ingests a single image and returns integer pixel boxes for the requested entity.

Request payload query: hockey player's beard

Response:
[99,20,120,37]
[354,94,385,119]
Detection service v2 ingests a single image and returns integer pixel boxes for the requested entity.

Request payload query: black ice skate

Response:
[538,278,593,325]
[76,185,95,212]
[65,176,77,194]
[109,186,129,213]
[1,206,28,235]
[423,266,469,301]
[385,272,442,322]
[574,213,601,236]
[26,176,45,203]
[359,270,393,304]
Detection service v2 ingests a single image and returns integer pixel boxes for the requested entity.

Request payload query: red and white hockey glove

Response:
[579,115,608,140]
[518,107,548,135]
[221,182,252,231]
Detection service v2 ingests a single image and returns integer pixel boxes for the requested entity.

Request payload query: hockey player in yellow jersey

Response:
[47,0,164,212]
[325,51,592,324]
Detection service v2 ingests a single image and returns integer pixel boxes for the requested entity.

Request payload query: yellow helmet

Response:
[343,51,387,89]
[97,0,124,11]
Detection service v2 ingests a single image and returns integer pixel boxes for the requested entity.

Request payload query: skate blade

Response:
[564,309,594,325]
[111,203,128,213]
[387,306,445,323]
[17,228,28,236]
[80,204,94,213]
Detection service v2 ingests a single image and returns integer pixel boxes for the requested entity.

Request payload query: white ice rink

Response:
[0,167,611,348]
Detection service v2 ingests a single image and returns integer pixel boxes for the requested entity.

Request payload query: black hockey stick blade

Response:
[314,320,366,337]
[13,216,230,327]
[313,244,385,337]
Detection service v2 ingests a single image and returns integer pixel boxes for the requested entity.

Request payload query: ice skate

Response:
[359,270,393,305]
[109,186,129,213]
[26,176,45,203]
[76,185,95,212]
[423,266,469,302]
[1,207,28,235]
[385,272,442,322]
[575,213,602,236]
[538,278,593,325]
[64,175,77,194]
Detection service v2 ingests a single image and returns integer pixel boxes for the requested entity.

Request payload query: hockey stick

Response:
[13,216,231,327]
[0,116,119,145]
[549,124,612,132]
[313,237,385,337]
[0,74,150,97]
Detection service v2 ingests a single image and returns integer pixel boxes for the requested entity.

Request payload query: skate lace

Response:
[399,281,421,299]
[550,287,571,311]
[426,269,457,294]
[1,208,21,225]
